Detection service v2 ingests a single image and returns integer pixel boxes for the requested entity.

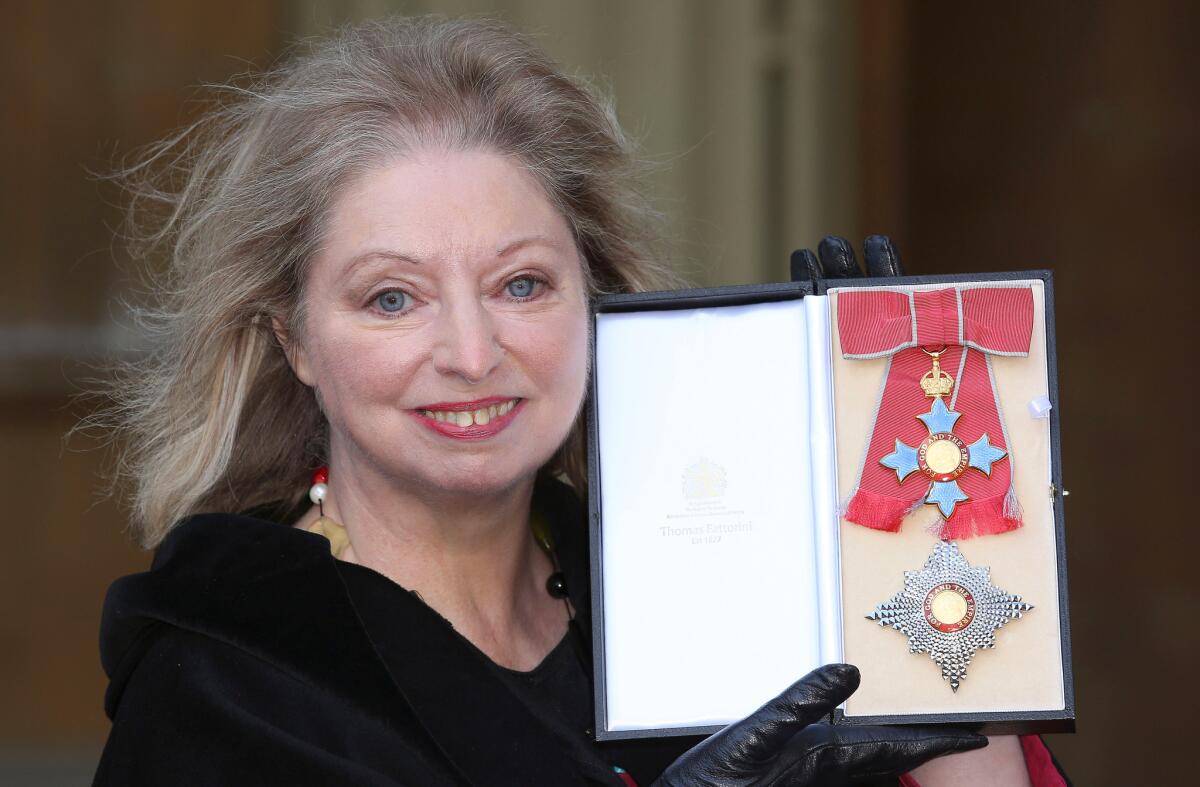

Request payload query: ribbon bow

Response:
[837,285,1034,539]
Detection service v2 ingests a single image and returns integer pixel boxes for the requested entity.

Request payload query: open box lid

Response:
[586,272,1074,740]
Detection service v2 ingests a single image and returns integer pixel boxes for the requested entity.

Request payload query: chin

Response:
[408,453,550,500]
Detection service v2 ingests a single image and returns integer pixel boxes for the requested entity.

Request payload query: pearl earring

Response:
[304,466,350,558]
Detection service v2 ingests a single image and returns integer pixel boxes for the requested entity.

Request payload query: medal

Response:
[878,348,1008,519]
[866,540,1033,691]
[837,286,1034,537]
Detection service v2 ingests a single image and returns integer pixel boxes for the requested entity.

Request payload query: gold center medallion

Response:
[921,581,977,633]
[930,589,969,625]
[916,432,970,482]
[924,440,963,474]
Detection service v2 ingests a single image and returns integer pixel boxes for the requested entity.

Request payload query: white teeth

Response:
[455,411,473,427]
[434,411,445,422]
[474,408,490,425]
[488,405,498,418]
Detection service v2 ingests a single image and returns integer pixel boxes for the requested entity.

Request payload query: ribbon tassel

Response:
[844,489,926,534]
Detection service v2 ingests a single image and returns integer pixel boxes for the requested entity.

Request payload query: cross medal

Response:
[879,349,1008,519]
[867,348,1033,691]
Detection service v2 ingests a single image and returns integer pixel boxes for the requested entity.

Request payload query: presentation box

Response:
[587,272,1073,740]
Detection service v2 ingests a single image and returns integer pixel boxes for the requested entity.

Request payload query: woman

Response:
[94,16,1063,786]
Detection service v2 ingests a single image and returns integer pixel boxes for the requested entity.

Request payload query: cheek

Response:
[516,308,589,404]
[565,315,590,401]
[308,326,421,416]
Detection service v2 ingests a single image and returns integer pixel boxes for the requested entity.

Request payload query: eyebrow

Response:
[343,249,422,279]
[496,235,564,257]
[341,235,564,280]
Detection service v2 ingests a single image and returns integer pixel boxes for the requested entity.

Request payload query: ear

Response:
[272,315,316,387]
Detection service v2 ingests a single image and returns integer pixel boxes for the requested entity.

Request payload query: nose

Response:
[431,296,504,384]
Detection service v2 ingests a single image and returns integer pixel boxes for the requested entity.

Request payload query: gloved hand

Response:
[791,235,906,281]
[654,664,986,786]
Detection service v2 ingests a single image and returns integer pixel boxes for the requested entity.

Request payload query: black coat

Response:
[96,480,1066,786]
[94,480,697,786]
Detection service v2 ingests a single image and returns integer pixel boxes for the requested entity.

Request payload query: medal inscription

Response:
[917,433,969,481]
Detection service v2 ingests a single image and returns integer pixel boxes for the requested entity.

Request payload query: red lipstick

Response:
[411,397,524,440]
[417,395,515,412]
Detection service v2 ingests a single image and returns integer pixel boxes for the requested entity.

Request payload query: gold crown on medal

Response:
[919,351,955,398]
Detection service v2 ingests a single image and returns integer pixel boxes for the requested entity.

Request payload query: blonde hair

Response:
[101,16,680,548]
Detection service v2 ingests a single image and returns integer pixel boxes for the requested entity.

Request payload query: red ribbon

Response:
[837,286,1034,539]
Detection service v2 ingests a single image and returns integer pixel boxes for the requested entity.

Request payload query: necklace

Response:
[303,466,569,600]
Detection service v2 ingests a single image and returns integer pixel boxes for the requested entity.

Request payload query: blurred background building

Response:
[3,0,1196,783]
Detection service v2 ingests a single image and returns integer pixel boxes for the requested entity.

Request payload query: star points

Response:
[918,397,961,434]
[927,481,970,518]
[967,434,1007,476]
[879,399,1010,521]
[880,440,920,481]
[866,541,1033,692]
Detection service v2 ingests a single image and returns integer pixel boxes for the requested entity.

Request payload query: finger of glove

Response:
[818,236,861,278]
[783,723,988,783]
[864,235,906,277]
[725,664,862,764]
[790,248,822,284]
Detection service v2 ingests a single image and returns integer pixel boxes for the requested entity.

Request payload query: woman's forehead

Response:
[316,148,577,274]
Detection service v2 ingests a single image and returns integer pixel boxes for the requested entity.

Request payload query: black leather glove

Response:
[791,235,906,281]
[654,664,986,786]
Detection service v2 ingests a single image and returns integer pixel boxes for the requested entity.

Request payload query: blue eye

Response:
[506,277,538,299]
[375,289,410,313]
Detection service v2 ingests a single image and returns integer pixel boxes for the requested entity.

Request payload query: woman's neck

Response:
[294,450,568,670]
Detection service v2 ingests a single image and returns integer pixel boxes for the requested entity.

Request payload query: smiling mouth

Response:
[417,398,521,427]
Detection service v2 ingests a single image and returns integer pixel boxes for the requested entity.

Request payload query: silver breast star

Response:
[866,541,1033,692]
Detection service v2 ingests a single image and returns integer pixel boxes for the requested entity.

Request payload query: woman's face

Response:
[288,148,590,499]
